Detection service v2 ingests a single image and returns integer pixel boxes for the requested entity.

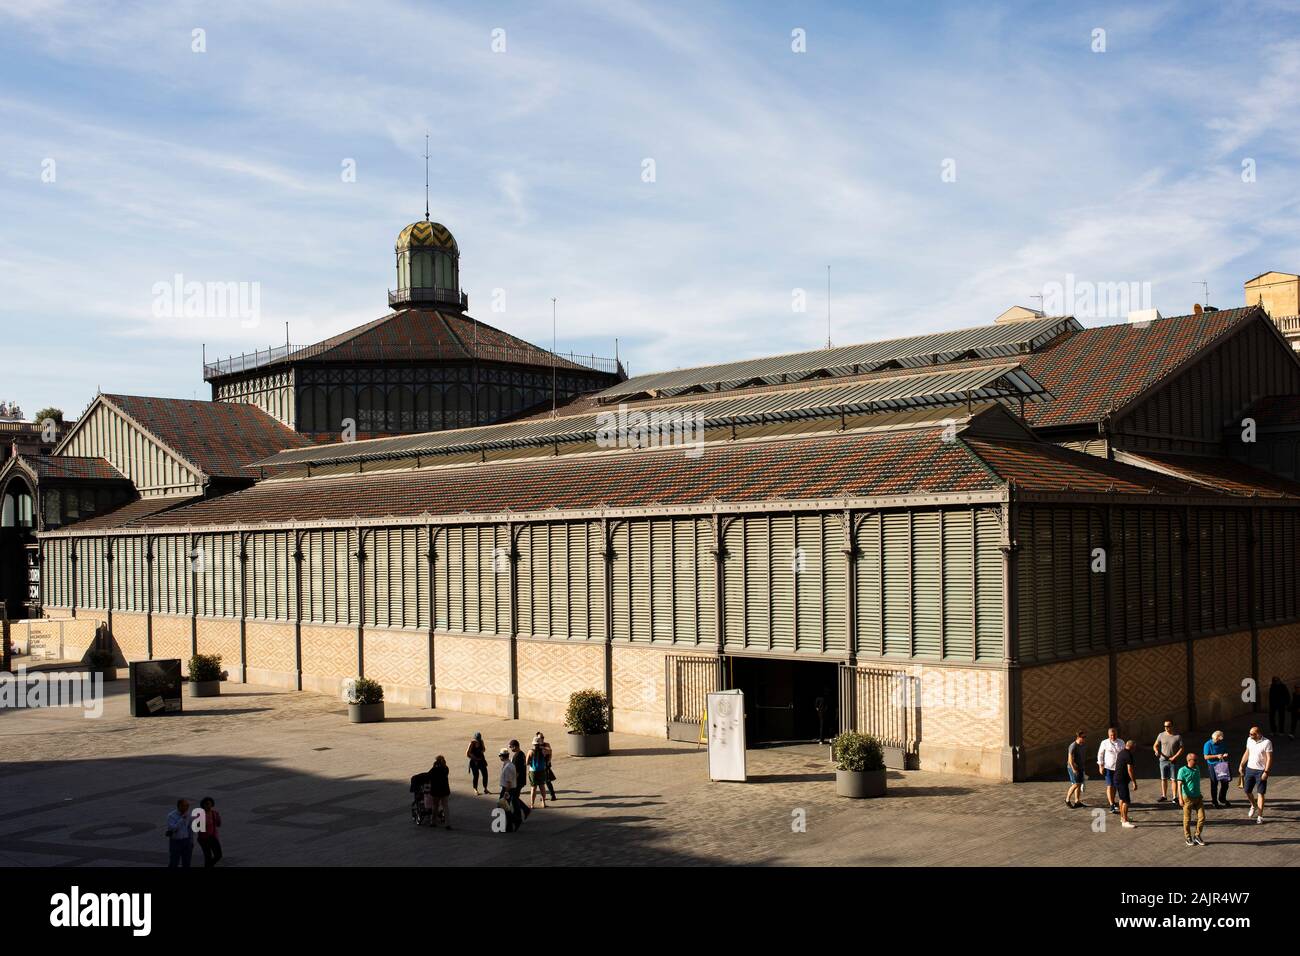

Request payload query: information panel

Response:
[128,659,183,717]
[706,689,746,782]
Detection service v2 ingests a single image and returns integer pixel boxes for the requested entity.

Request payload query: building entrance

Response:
[726,655,839,744]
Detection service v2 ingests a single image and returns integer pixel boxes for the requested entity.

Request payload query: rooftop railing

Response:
[203,342,622,379]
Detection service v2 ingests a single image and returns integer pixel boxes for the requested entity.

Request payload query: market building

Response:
[32,277,1300,780]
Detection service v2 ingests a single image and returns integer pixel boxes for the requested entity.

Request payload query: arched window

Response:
[388,386,414,431]
[357,387,384,433]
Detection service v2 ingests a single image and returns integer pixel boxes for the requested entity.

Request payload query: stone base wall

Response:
[245,619,297,689]
[1020,631,1259,779]
[1259,622,1300,687]
[434,633,512,717]
[517,638,604,724]
[364,627,430,707]
[910,663,1008,779]
[151,615,191,664]
[196,618,242,680]
[610,642,676,737]
[109,612,148,662]
[1193,631,1253,727]
[299,624,357,697]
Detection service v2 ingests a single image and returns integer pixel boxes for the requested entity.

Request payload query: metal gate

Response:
[838,663,921,768]
[664,654,724,742]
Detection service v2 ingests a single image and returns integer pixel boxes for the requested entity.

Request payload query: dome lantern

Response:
[389,218,467,311]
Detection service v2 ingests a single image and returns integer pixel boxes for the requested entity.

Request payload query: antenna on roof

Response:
[1197,280,1210,308]
[424,132,431,222]
[825,265,832,349]
[1030,294,1044,315]
[551,297,558,417]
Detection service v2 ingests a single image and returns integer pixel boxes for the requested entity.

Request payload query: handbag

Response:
[496,796,511,811]
[1213,759,1230,782]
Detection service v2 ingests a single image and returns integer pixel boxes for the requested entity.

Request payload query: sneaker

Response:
[473,789,480,795]
[1221,800,1232,808]
[1185,836,1194,846]
[1122,821,1137,829]
[1066,800,1075,808]
[1075,802,1088,809]
[1248,805,1256,818]
[1193,836,1206,846]
[1256,816,1264,825]
[1110,805,1120,814]
[1157,796,1168,803]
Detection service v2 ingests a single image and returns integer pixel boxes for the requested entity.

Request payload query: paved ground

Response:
[2,677,1298,866]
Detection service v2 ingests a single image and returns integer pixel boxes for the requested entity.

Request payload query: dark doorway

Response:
[727,655,840,744]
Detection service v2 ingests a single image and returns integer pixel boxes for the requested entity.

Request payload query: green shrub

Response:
[348,677,384,705]
[189,653,223,682]
[87,648,116,671]
[833,731,885,772]
[564,688,609,735]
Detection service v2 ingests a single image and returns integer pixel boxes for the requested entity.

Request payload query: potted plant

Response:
[87,648,117,682]
[564,688,610,756]
[346,677,385,723]
[833,731,887,798]
[188,653,224,697]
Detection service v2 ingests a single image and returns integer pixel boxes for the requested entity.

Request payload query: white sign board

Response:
[707,689,746,782]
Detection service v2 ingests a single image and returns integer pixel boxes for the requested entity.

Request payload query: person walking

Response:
[1238,726,1274,824]
[1152,720,1184,804]
[1290,683,1300,740]
[1115,739,1139,828]
[508,739,531,824]
[1066,730,1088,808]
[1097,726,1125,814]
[534,732,557,801]
[1176,752,1207,847]
[497,748,521,832]
[429,755,451,829]
[527,740,549,809]
[196,796,223,867]
[1202,731,1232,808]
[1268,677,1290,736]
[165,798,195,868]
[466,732,490,795]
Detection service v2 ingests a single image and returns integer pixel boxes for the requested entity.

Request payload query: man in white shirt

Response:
[1237,726,1274,824]
[1097,726,1125,815]
[497,748,520,832]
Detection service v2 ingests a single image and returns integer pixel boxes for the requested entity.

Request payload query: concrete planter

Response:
[566,730,609,757]
[348,701,385,724]
[189,679,221,697]
[836,768,887,798]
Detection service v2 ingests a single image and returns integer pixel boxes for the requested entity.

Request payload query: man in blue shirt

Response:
[165,798,195,867]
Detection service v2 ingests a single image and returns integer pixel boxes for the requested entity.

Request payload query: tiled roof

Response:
[62,495,201,531]
[22,455,126,482]
[223,310,597,373]
[1116,451,1300,498]
[965,439,1199,495]
[1023,308,1259,428]
[74,428,1002,530]
[102,395,311,480]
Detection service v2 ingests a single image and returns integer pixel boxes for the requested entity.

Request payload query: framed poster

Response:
[128,659,183,717]
[706,689,746,782]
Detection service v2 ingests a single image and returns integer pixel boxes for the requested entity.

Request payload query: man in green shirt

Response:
[1176,752,1207,847]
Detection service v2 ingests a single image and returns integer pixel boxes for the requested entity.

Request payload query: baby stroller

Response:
[409,772,433,826]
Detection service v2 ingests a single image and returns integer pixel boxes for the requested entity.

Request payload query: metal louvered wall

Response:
[1015,503,1300,663]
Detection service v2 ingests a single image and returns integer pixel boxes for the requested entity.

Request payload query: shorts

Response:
[1244,768,1268,795]
[1067,767,1085,785]
[527,770,545,787]
[1115,778,1131,804]
[1158,757,1176,780]
[1103,768,1118,787]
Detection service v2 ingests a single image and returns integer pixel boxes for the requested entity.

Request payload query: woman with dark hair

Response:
[428,756,451,829]
[196,796,223,867]
[466,732,489,795]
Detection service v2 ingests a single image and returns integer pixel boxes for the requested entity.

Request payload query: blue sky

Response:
[2,0,1299,419]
